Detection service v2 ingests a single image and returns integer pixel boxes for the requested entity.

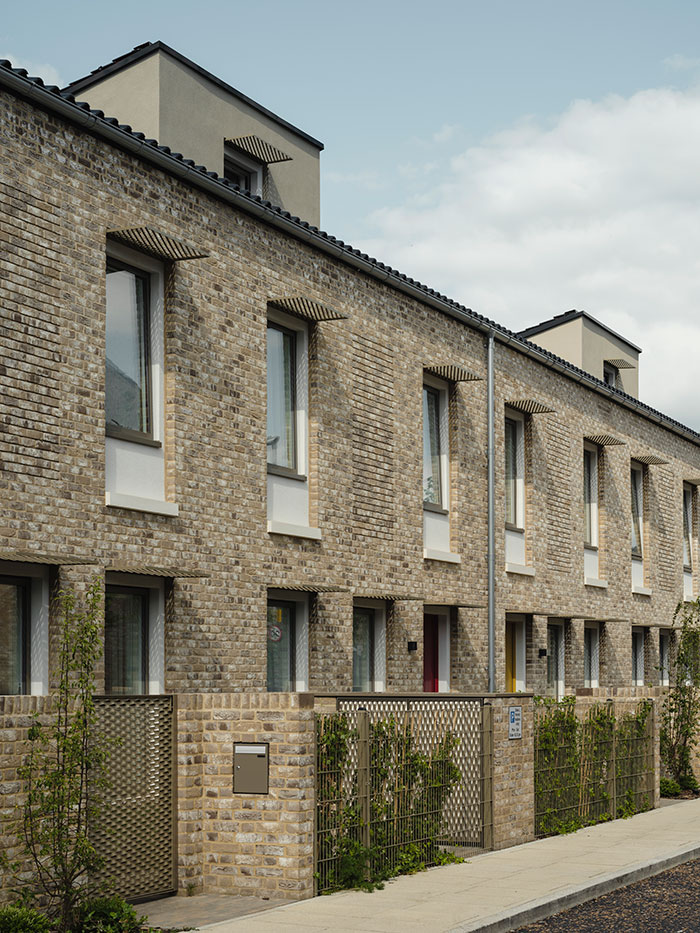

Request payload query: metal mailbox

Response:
[233,743,269,794]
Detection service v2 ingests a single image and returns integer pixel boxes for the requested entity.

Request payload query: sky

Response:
[4,0,700,427]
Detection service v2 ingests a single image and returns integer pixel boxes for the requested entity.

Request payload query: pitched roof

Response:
[0,55,697,448]
[62,40,324,151]
[518,309,642,354]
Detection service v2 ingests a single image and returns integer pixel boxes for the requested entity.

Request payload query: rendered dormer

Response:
[63,41,323,227]
[518,310,641,398]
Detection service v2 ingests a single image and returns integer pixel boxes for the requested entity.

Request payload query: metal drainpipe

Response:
[487,330,496,693]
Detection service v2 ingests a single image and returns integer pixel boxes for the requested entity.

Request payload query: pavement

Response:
[141,797,700,933]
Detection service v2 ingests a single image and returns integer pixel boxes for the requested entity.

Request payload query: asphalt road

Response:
[515,856,700,932]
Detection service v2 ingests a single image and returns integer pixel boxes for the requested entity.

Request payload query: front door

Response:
[423,614,439,692]
[505,621,516,692]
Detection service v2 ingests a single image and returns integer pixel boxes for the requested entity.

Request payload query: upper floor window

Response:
[583,446,599,548]
[422,382,448,509]
[0,577,29,695]
[106,260,153,442]
[505,414,525,529]
[267,322,298,473]
[603,362,619,388]
[683,485,693,571]
[630,464,644,559]
[223,147,264,198]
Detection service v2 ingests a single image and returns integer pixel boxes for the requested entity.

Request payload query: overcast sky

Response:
[4,0,700,427]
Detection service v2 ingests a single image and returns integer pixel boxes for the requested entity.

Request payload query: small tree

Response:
[18,578,109,932]
[660,599,700,790]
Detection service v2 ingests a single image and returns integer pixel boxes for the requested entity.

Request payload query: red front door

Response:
[423,614,439,692]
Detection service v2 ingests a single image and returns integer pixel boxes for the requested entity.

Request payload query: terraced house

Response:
[2,40,699,708]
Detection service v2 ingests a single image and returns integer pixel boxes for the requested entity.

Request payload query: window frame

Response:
[603,362,619,388]
[105,257,162,448]
[632,627,645,686]
[223,145,264,197]
[104,584,150,696]
[583,444,599,550]
[683,484,694,572]
[0,575,30,695]
[630,463,645,560]
[546,621,565,699]
[659,629,670,687]
[352,599,387,692]
[266,589,309,692]
[266,310,308,482]
[505,410,525,531]
[422,375,449,513]
[266,598,296,693]
[583,621,600,689]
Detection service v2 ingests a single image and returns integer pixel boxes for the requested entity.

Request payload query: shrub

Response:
[660,777,681,797]
[0,905,52,933]
[678,773,700,793]
[74,895,145,933]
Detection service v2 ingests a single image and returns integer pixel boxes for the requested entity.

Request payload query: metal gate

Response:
[90,696,177,901]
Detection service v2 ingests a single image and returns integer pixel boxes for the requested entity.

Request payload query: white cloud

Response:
[0,52,62,87]
[664,53,700,72]
[359,87,700,429]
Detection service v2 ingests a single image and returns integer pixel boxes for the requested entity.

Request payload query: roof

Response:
[62,41,324,151]
[517,309,642,354]
[1,56,698,449]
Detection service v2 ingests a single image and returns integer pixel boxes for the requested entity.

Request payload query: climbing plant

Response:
[660,599,700,791]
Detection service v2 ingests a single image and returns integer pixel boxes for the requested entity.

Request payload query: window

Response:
[353,607,375,692]
[223,147,264,197]
[583,447,598,548]
[684,485,693,571]
[603,362,619,388]
[505,415,524,529]
[659,630,670,686]
[105,586,149,695]
[106,260,154,444]
[267,600,296,693]
[423,385,444,508]
[267,591,309,691]
[584,622,600,688]
[547,622,565,698]
[632,628,645,686]
[630,465,644,559]
[0,577,29,695]
[267,322,297,473]
[352,601,387,692]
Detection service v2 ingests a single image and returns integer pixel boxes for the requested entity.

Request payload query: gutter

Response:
[487,331,496,694]
[4,65,700,450]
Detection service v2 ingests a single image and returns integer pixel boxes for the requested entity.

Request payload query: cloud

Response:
[325,169,383,191]
[0,52,62,87]
[359,87,700,429]
[664,53,700,72]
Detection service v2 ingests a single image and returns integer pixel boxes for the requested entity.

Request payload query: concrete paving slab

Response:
[170,799,700,933]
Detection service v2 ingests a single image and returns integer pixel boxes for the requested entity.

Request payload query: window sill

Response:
[585,577,608,589]
[505,523,525,534]
[632,585,652,597]
[423,548,461,564]
[267,464,307,482]
[423,502,449,515]
[506,562,535,577]
[106,426,162,449]
[105,492,179,517]
[267,520,322,541]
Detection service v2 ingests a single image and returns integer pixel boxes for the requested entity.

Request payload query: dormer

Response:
[63,41,323,226]
[518,310,641,398]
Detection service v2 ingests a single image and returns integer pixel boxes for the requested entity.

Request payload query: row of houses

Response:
[2,41,700,708]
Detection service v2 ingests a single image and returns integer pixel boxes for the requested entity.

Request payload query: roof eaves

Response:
[1,59,697,449]
[61,41,324,151]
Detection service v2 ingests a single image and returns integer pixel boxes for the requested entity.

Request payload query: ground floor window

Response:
[352,601,387,692]
[267,600,296,692]
[547,622,565,698]
[0,577,29,695]
[584,622,600,688]
[659,630,670,686]
[105,586,149,695]
[632,627,645,686]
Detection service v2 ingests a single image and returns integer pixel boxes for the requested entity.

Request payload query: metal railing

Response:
[315,696,489,894]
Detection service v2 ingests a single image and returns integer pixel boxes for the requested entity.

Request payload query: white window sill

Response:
[506,562,535,577]
[105,492,179,517]
[632,585,652,597]
[423,548,461,564]
[585,577,608,589]
[267,520,322,541]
